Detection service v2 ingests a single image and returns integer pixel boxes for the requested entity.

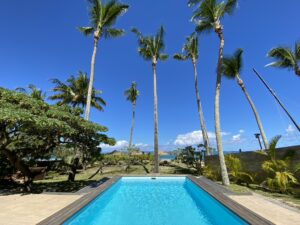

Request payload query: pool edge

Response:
[37,176,121,225]
[187,175,274,225]
[37,175,274,225]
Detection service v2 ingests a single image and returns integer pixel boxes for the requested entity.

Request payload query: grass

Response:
[30,162,195,193]
[224,183,300,209]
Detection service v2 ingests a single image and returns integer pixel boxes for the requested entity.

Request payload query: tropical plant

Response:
[222,49,269,149]
[258,136,298,193]
[0,88,115,188]
[132,26,169,173]
[190,0,238,186]
[124,82,140,147]
[16,84,46,101]
[267,41,300,76]
[174,34,211,155]
[79,0,129,120]
[225,154,253,186]
[49,71,106,111]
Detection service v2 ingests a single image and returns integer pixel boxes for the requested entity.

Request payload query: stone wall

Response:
[205,145,300,182]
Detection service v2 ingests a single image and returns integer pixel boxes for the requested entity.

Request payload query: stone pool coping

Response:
[37,175,274,225]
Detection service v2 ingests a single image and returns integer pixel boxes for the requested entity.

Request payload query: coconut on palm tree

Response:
[79,0,129,120]
[49,71,106,111]
[132,26,168,173]
[190,0,238,186]
[125,82,140,148]
[267,41,300,76]
[174,34,211,155]
[223,49,269,149]
[16,84,46,101]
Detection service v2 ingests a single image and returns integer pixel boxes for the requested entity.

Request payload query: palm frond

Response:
[103,28,125,38]
[224,0,238,15]
[267,47,296,68]
[132,26,168,62]
[295,41,300,60]
[78,26,94,36]
[222,48,244,79]
[173,54,188,61]
[159,54,169,61]
[195,20,214,34]
[269,135,281,161]
[188,0,203,7]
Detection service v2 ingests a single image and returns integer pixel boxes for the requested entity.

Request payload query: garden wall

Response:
[205,145,300,182]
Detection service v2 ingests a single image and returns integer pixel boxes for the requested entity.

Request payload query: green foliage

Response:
[124,82,139,104]
[173,34,199,62]
[202,166,220,181]
[78,0,129,40]
[49,71,106,111]
[258,136,298,193]
[189,0,238,33]
[222,48,243,79]
[225,155,253,186]
[0,88,115,183]
[267,41,300,75]
[131,26,169,63]
[16,84,46,101]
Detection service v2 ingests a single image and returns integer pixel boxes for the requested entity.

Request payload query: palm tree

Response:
[132,26,169,173]
[190,0,238,186]
[174,34,211,155]
[223,49,269,149]
[49,71,106,111]
[16,84,46,101]
[79,0,129,120]
[124,82,140,147]
[267,41,300,76]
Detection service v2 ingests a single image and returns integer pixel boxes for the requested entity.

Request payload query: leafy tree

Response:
[177,146,202,174]
[189,0,238,186]
[16,84,46,101]
[124,82,140,147]
[223,49,269,149]
[79,0,129,120]
[174,34,211,155]
[49,71,106,111]
[0,88,115,189]
[225,154,253,186]
[267,41,300,76]
[132,26,168,173]
[258,136,298,193]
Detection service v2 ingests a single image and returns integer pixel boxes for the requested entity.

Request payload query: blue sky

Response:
[1,0,300,152]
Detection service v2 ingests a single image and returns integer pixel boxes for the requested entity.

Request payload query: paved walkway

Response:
[228,193,300,225]
[0,194,81,225]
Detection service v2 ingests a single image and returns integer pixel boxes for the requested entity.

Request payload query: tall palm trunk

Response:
[215,30,230,186]
[237,76,269,149]
[152,61,159,173]
[85,36,99,120]
[129,102,136,147]
[192,60,210,155]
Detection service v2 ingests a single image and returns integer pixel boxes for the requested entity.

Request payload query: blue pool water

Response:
[64,177,248,225]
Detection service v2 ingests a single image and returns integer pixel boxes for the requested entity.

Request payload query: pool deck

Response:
[0,176,299,225]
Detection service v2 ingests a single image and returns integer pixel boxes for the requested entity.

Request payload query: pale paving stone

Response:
[227,193,300,225]
[0,194,81,225]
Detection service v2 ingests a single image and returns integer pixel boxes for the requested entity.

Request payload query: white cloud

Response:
[232,134,241,142]
[100,140,128,149]
[173,130,229,146]
[239,129,245,133]
[100,140,149,150]
[286,125,295,134]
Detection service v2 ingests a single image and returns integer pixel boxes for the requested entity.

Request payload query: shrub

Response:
[258,136,298,193]
[225,154,253,186]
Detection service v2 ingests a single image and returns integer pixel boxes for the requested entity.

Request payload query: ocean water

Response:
[64,177,248,225]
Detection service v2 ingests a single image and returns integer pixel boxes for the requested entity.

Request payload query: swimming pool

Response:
[61,177,250,225]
